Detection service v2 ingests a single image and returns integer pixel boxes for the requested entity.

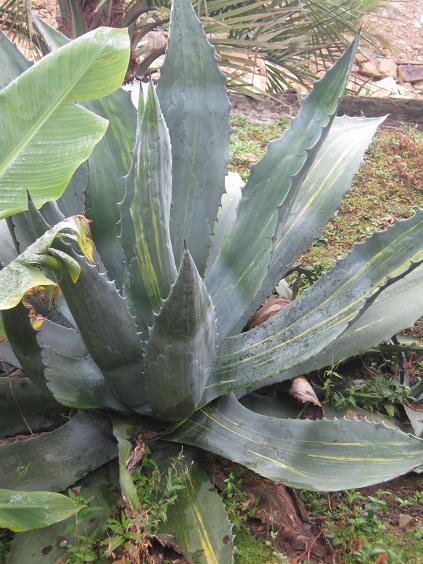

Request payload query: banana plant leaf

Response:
[0,216,93,310]
[0,27,130,218]
[167,394,423,491]
[0,489,82,533]
[31,15,137,288]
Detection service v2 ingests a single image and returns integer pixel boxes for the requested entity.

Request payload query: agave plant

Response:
[0,0,423,561]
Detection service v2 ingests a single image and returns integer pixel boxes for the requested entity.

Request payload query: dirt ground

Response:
[362,0,423,62]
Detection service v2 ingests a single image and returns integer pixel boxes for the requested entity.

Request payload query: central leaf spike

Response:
[146,249,217,421]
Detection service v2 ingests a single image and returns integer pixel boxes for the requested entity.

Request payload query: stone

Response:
[398,64,423,83]
[373,77,405,96]
[360,57,397,78]
[398,514,419,529]
[414,80,423,90]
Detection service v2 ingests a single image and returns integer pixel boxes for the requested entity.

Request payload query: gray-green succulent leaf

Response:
[1,1,423,550]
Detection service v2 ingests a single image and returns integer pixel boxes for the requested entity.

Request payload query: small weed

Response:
[234,527,287,563]
[301,490,402,562]
[321,363,409,417]
[63,448,188,563]
[223,470,258,527]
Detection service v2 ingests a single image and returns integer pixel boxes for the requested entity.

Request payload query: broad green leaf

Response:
[38,320,129,411]
[0,411,117,491]
[0,377,63,437]
[146,250,216,421]
[112,418,141,511]
[120,83,176,332]
[0,216,93,310]
[242,115,386,330]
[30,16,142,288]
[0,489,82,532]
[206,36,359,340]
[204,211,423,400]
[7,463,118,563]
[165,465,234,564]
[157,0,231,275]
[0,27,130,218]
[167,395,423,491]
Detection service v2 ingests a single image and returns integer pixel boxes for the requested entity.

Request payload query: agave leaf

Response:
[38,320,128,411]
[157,0,231,275]
[0,219,17,263]
[0,340,20,366]
[311,261,423,374]
[0,377,63,437]
[0,411,117,491]
[165,464,234,564]
[56,250,146,408]
[0,489,82,533]
[31,13,69,50]
[0,27,130,218]
[85,91,137,288]
[6,463,119,563]
[29,16,137,287]
[206,172,244,274]
[146,250,216,421]
[0,31,31,90]
[120,83,177,332]
[0,216,93,310]
[242,393,402,430]
[111,418,141,511]
[167,395,423,491]
[246,114,386,327]
[206,36,359,340]
[204,211,423,399]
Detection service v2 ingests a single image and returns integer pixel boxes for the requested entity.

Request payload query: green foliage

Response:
[300,488,423,563]
[63,448,189,563]
[321,363,410,417]
[7,0,382,95]
[1,1,423,561]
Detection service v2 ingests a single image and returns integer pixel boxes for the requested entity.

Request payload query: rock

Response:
[373,77,405,96]
[413,79,423,90]
[398,64,423,83]
[398,514,419,529]
[360,57,397,79]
